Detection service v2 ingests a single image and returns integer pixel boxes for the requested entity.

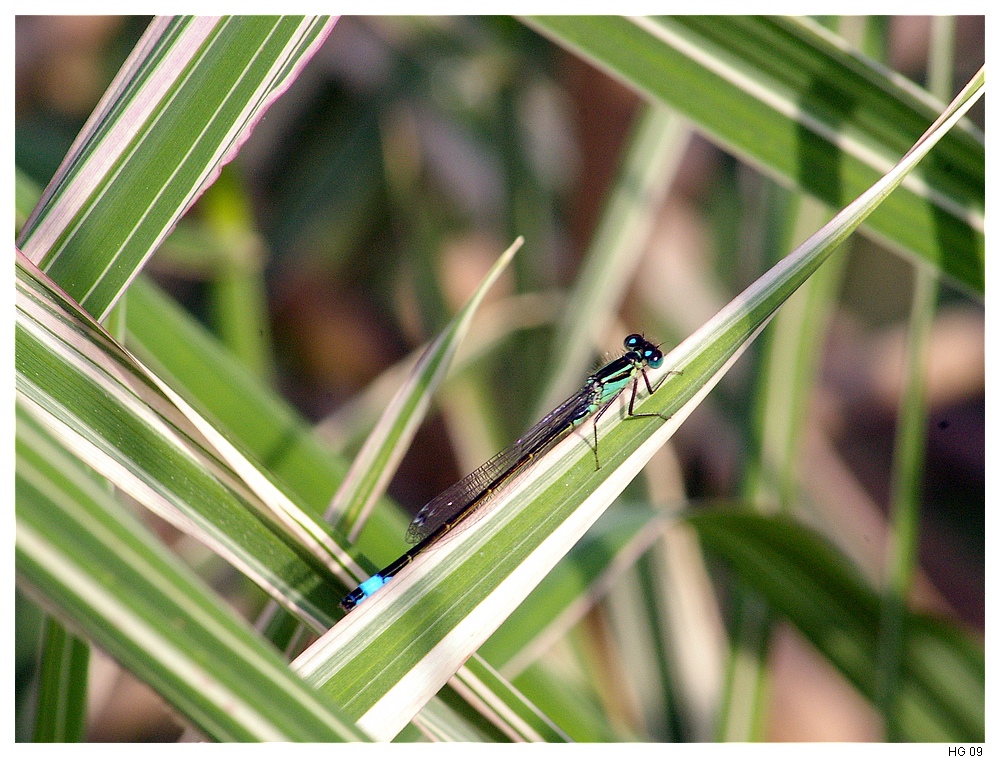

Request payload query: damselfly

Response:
[340,334,674,612]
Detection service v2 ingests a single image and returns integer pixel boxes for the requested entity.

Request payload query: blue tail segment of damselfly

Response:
[339,334,674,612]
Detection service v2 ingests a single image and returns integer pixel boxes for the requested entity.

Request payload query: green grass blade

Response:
[329,237,524,541]
[522,15,984,294]
[876,16,954,739]
[440,658,571,742]
[481,506,668,673]
[32,618,89,742]
[18,15,336,319]
[16,408,363,742]
[125,277,349,511]
[16,252,347,630]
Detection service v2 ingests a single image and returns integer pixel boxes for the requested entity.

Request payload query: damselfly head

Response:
[623,334,663,368]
